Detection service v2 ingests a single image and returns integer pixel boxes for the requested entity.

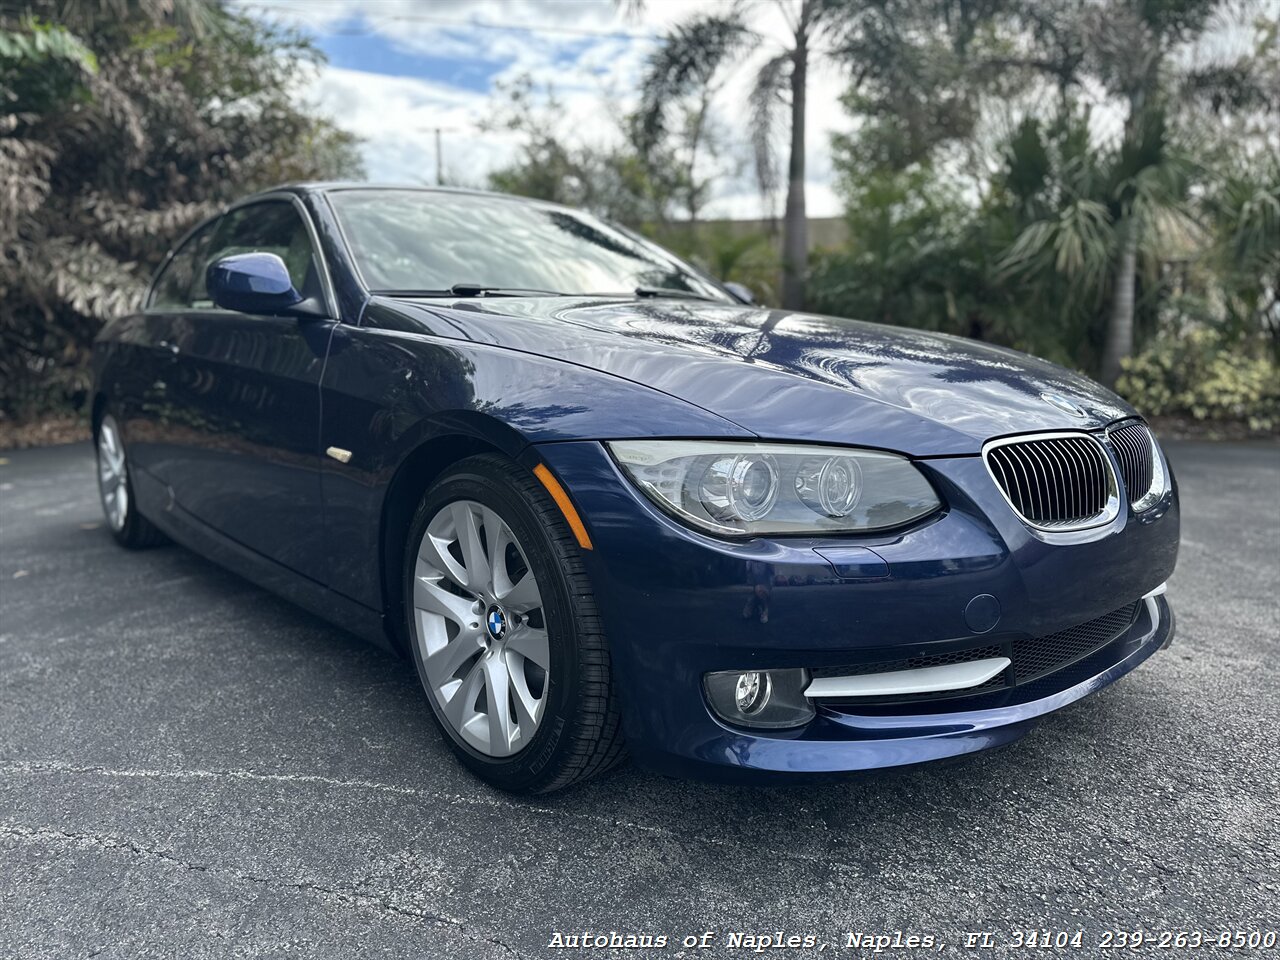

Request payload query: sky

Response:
[233,0,856,218]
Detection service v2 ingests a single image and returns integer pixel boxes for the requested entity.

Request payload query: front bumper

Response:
[535,440,1180,783]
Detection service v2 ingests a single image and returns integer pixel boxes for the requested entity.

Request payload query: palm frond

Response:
[0,132,53,239]
[636,12,751,156]
[997,197,1115,297]
[44,0,226,37]
[1053,199,1114,287]
[1207,159,1280,279]
[750,50,791,206]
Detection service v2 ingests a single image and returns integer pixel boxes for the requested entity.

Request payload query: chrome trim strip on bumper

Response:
[804,656,1011,699]
[805,590,1167,701]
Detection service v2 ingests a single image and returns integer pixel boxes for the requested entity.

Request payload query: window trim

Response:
[145,192,338,319]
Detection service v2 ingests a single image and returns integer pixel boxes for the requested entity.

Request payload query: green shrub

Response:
[1117,328,1280,432]
[0,6,362,423]
[649,223,781,305]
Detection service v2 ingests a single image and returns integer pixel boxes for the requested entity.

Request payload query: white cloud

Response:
[301,65,516,186]
[254,0,852,218]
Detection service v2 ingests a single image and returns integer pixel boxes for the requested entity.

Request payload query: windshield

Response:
[327,188,732,301]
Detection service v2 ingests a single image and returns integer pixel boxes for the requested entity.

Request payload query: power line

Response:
[242,2,659,41]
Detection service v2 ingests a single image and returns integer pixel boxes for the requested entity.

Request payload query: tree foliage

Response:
[482,75,674,228]
[811,0,1279,408]
[0,0,362,419]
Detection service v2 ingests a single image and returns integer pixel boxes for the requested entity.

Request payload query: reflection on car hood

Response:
[379,295,1136,456]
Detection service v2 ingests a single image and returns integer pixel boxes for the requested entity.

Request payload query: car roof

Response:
[243,182,568,209]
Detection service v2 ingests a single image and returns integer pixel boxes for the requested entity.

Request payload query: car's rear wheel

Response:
[96,413,166,549]
[404,454,625,793]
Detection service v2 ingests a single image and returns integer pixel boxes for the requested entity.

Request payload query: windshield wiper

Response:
[379,284,723,301]
[633,286,722,302]
[372,284,567,298]
[448,283,567,297]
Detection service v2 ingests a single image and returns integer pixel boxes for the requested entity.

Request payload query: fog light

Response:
[704,668,815,729]
[735,671,768,713]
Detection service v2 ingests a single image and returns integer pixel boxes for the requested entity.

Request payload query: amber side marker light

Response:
[533,463,593,551]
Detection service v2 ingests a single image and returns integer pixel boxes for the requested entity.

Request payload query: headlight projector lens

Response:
[795,456,863,518]
[699,453,779,522]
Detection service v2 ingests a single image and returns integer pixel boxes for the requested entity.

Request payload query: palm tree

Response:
[997,108,1201,378]
[1205,155,1280,357]
[638,0,1019,310]
[0,0,361,419]
[634,14,747,227]
[638,1,859,309]
[1007,0,1270,384]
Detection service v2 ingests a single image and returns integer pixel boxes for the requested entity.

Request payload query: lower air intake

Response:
[812,601,1142,706]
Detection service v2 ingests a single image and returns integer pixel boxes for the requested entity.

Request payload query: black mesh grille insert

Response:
[985,434,1112,527]
[811,644,1003,678]
[1108,421,1155,505]
[1011,602,1140,683]
[815,601,1142,707]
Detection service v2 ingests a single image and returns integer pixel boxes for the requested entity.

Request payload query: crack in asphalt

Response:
[0,821,522,958]
[0,758,871,878]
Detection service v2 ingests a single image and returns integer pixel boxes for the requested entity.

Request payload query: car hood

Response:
[377,295,1135,456]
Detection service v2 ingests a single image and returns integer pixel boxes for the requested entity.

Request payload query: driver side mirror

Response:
[723,281,756,305]
[207,252,326,319]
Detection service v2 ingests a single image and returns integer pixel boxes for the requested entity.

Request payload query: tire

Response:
[403,454,625,793]
[95,413,167,550]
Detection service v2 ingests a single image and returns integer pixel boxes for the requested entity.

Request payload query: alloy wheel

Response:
[411,499,550,757]
[97,416,129,533]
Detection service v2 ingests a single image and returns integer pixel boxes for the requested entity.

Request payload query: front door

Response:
[160,198,335,583]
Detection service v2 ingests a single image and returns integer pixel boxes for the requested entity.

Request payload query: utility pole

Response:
[417,126,458,187]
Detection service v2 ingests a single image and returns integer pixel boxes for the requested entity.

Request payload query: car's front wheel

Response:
[96,413,167,549]
[403,454,625,793]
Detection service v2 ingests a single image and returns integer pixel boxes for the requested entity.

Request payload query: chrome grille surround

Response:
[982,431,1120,532]
[1106,419,1164,510]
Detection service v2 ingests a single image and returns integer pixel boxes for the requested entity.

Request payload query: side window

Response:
[149,219,218,309]
[199,201,323,308]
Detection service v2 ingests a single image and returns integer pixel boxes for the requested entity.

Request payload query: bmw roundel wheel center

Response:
[91,183,1180,794]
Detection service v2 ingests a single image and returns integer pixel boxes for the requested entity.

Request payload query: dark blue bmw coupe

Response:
[92,184,1179,793]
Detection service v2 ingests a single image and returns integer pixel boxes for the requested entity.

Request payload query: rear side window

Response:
[149,218,218,309]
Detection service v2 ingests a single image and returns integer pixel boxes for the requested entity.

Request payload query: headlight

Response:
[607,440,941,536]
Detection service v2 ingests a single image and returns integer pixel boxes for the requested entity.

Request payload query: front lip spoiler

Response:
[631,595,1173,783]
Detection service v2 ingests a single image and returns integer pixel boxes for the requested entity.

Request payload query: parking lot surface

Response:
[1,440,1277,958]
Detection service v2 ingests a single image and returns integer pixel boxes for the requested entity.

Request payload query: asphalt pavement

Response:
[1,440,1277,959]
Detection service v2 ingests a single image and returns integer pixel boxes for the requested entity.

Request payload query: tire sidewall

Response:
[96,414,137,546]
[403,458,583,791]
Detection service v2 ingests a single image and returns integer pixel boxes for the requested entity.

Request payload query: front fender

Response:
[317,323,753,614]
